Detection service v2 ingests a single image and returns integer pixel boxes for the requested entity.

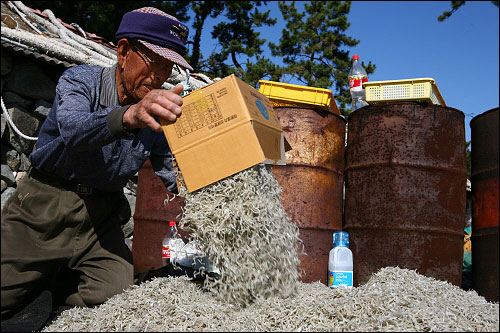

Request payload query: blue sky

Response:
[195,1,499,144]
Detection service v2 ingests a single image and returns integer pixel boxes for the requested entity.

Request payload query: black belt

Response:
[29,168,102,195]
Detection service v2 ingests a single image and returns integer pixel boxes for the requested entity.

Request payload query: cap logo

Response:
[172,24,188,41]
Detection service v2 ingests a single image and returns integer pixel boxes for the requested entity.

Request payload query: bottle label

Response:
[349,75,368,92]
[162,245,171,259]
[328,270,353,288]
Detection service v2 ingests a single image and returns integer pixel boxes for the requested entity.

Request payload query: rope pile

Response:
[3,1,115,67]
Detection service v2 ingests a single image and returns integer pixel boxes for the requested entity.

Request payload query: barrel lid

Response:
[470,107,499,124]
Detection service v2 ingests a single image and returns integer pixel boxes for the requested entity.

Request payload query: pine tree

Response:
[203,1,277,81]
[438,1,499,22]
[269,1,375,116]
[188,1,225,72]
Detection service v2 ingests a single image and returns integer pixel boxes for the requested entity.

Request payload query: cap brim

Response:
[139,40,193,71]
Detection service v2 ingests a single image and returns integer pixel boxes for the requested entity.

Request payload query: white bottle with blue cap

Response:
[328,231,353,288]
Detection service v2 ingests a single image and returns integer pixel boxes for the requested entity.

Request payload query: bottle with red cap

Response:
[348,54,369,111]
[162,221,178,266]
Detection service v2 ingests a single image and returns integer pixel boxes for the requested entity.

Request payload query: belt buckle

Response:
[76,184,93,195]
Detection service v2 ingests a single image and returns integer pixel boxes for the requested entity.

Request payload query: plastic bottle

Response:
[328,231,353,288]
[348,54,369,111]
[162,221,178,266]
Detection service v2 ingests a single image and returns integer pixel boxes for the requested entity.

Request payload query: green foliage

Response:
[437,1,466,22]
[269,1,375,116]
[187,1,225,72]
[204,1,277,80]
[438,1,499,22]
[243,56,282,84]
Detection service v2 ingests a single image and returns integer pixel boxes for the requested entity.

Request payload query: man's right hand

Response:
[123,84,184,133]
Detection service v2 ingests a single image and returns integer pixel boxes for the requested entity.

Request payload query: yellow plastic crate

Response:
[258,80,340,114]
[364,78,446,106]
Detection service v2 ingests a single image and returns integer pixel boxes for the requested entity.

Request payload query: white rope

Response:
[70,23,87,39]
[163,65,213,93]
[2,27,111,67]
[194,72,215,85]
[3,22,82,56]
[42,9,115,66]
[8,1,43,35]
[12,1,117,62]
[1,36,34,50]
[43,9,117,62]
[11,1,59,35]
[41,8,116,61]
[1,96,38,141]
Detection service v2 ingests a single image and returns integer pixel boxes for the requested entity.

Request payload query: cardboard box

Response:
[160,74,290,192]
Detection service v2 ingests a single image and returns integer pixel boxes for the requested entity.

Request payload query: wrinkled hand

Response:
[123,84,183,132]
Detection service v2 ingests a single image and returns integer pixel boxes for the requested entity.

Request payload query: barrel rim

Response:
[470,107,499,125]
[273,105,347,123]
[347,101,465,122]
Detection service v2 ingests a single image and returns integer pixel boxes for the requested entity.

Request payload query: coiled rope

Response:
[1,97,38,141]
[12,1,117,62]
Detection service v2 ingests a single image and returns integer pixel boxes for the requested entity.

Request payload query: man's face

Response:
[118,39,174,102]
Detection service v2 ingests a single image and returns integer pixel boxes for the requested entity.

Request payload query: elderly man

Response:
[1,7,191,329]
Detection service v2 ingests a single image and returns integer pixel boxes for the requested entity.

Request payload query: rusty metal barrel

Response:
[132,159,185,273]
[270,107,346,284]
[344,102,467,287]
[470,107,499,302]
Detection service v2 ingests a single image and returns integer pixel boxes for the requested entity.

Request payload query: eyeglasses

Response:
[131,42,172,73]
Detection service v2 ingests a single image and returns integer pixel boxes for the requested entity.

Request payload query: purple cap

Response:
[115,7,193,71]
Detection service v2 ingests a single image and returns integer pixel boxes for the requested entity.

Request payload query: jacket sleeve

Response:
[54,70,125,152]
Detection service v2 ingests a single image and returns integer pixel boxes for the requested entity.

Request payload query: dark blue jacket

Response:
[29,65,177,193]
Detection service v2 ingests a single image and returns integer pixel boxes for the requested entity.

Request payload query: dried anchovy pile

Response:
[42,164,500,331]
[43,266,499,332]
[174,163,304,307]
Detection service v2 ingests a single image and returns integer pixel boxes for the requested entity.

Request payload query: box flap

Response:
[232,75,282,131]
[262,132,290,166]
[252,120,281,162]
[174,121,266,192]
